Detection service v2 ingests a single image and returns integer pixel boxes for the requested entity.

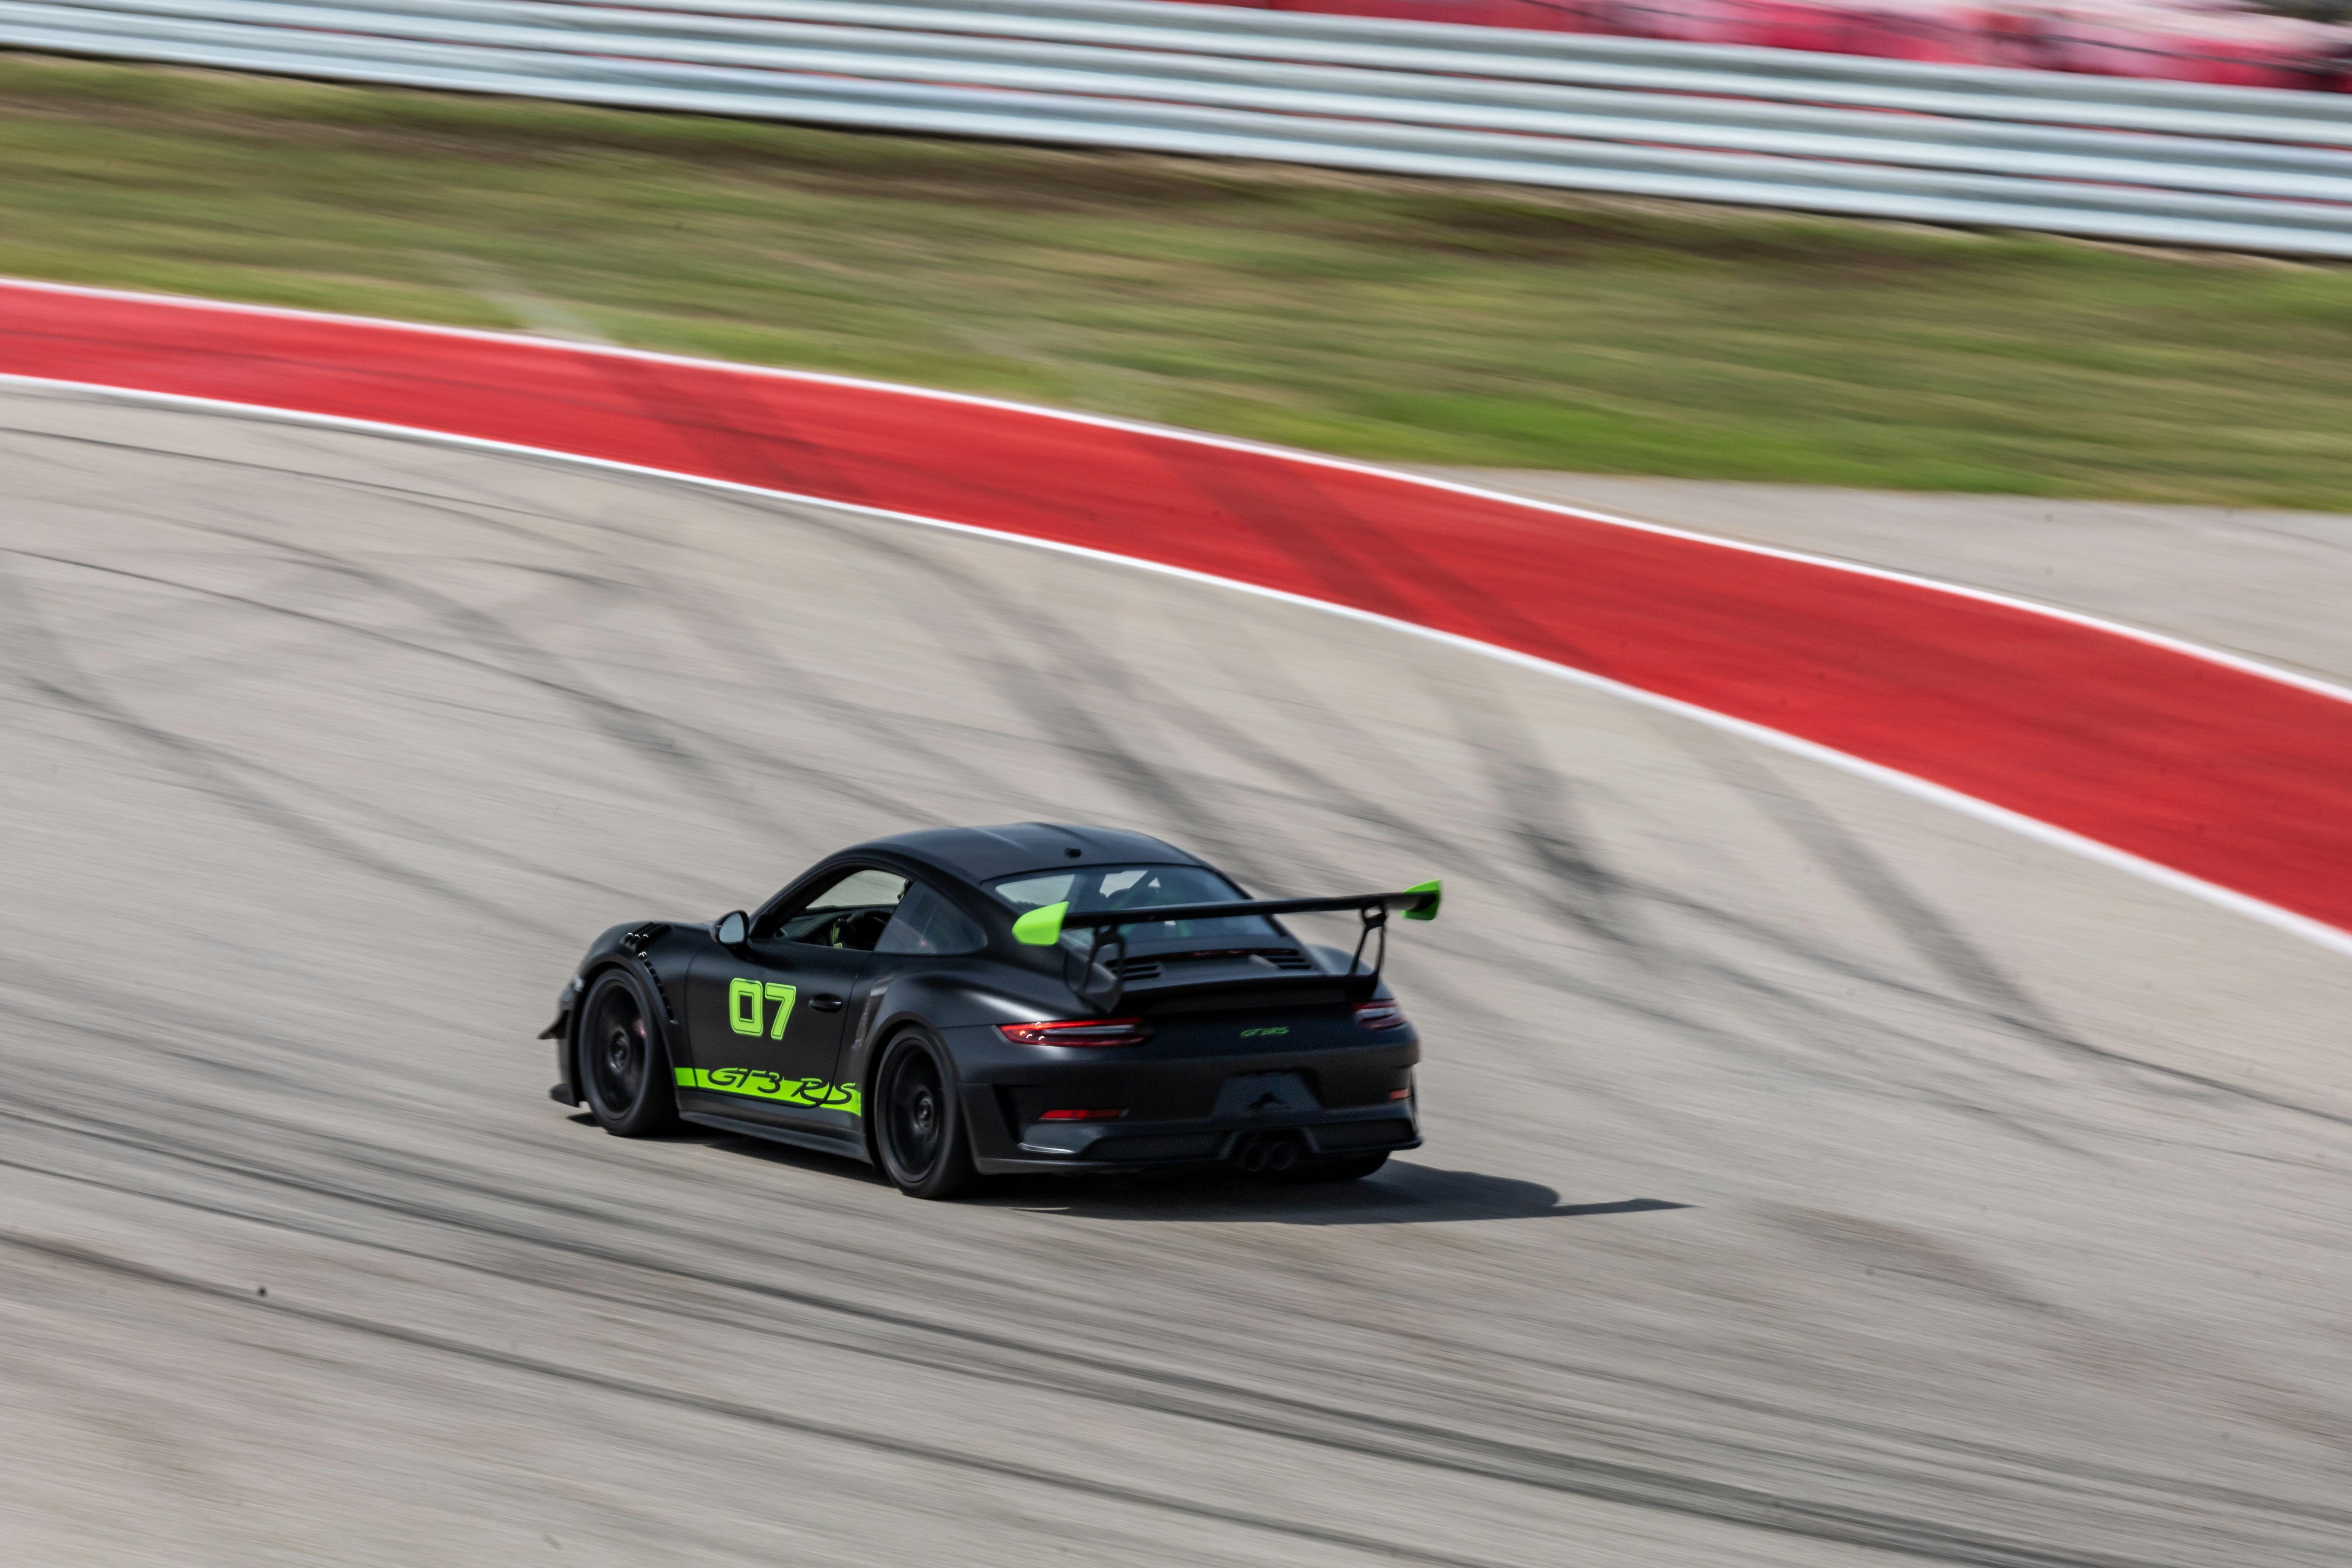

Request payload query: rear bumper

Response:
[969,1100,1419,1175]
[942,1020,1421,1175]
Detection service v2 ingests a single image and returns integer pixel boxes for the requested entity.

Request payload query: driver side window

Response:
[755,867,909,951]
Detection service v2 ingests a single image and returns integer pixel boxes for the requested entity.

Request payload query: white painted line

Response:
[10,274,2349,706]
[10,370,2348,960]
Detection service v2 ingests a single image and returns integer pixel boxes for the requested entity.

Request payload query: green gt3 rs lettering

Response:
[675,1067,861,1115]
[1240,1026,1289,1038]
[704,977,848,1110]
[727,978,797,1039]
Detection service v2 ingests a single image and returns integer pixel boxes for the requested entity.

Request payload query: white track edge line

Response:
[11,370,2349,961]
[11,274,2349,706]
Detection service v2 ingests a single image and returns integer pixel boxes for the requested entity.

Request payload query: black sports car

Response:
[543,823,1438,1197]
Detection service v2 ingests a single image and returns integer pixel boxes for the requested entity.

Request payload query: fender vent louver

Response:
[618,922,679,1024]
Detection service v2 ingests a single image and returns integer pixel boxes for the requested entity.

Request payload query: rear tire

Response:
[577,969,680,1138]
[1280,1153,1389,1183]
[873,1029,975,1199]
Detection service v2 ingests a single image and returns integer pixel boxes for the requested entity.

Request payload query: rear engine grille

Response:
[1086,1132,1228,1162]
[1309,1119,1415,1152]
[1155,984,1345,1013]
[1120,948,1314,981]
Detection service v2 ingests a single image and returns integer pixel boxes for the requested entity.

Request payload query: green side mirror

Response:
[1012,900,1069,946]
[1403,880,1442,921]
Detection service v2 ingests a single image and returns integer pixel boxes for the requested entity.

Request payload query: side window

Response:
[874,884,988,957]
[756,867,909,950]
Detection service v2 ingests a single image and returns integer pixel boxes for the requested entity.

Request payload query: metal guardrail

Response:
[7,0,2352,254]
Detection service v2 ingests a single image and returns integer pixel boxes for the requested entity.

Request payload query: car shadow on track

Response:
[978,1162,1692,1226]
[648,1121,1689,1225]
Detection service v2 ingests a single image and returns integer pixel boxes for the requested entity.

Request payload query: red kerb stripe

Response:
[6,282,2346,934]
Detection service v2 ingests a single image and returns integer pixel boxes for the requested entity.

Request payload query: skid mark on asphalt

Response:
[3,387,2350,1568]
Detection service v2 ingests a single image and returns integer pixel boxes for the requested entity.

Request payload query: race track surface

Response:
[11,279,2352,940]
[3,384,2349,1568]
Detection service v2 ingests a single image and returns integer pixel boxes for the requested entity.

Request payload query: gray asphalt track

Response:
[3,383,2349,1568]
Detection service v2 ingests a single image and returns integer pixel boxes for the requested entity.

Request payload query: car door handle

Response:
[808,993,845,1012]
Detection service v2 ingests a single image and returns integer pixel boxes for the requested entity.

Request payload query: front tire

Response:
[577,969,680,1138]
[872,1029,975,1199]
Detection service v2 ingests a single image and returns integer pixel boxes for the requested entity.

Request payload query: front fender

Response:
[548,920,702,1102]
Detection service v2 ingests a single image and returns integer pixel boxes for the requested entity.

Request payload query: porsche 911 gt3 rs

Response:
[543,823,1438,1198]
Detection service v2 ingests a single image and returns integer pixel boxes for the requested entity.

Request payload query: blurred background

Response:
[1,5,2349,1566]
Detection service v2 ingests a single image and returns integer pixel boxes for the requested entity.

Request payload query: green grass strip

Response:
[5,52,2351,506]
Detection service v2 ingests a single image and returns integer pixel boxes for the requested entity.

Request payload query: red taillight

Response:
[1353,1000,1407,1031]
[1387,1087,1412,1101]
[997,1017,1150,1047]
[1037,1108,1127,1122]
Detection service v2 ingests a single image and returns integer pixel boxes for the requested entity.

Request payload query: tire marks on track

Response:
[2,387,2348,1568]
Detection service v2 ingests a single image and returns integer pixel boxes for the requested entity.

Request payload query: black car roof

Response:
[853,822,1206,886]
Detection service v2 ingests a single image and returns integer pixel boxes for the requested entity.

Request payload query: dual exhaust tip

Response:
[1234,1133,1300,1175]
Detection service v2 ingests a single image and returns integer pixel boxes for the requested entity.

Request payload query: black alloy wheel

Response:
[577,970,680,1138]
[874,1031,974,1199]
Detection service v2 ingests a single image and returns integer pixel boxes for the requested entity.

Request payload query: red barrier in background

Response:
[5,279,2349,939]
[1197,0,2352,91]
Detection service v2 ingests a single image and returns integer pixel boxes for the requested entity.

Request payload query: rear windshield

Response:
[991,864,1277,945]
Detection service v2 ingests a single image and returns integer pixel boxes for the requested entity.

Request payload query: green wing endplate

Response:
[1012,900,1070,946]
[1403,879,1442,921]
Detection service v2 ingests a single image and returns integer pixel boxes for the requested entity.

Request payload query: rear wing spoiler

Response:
[1012,881,1440,1012]
[1011,882,1441,947]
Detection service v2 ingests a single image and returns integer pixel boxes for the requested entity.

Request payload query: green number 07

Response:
[727,978,798,1038]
